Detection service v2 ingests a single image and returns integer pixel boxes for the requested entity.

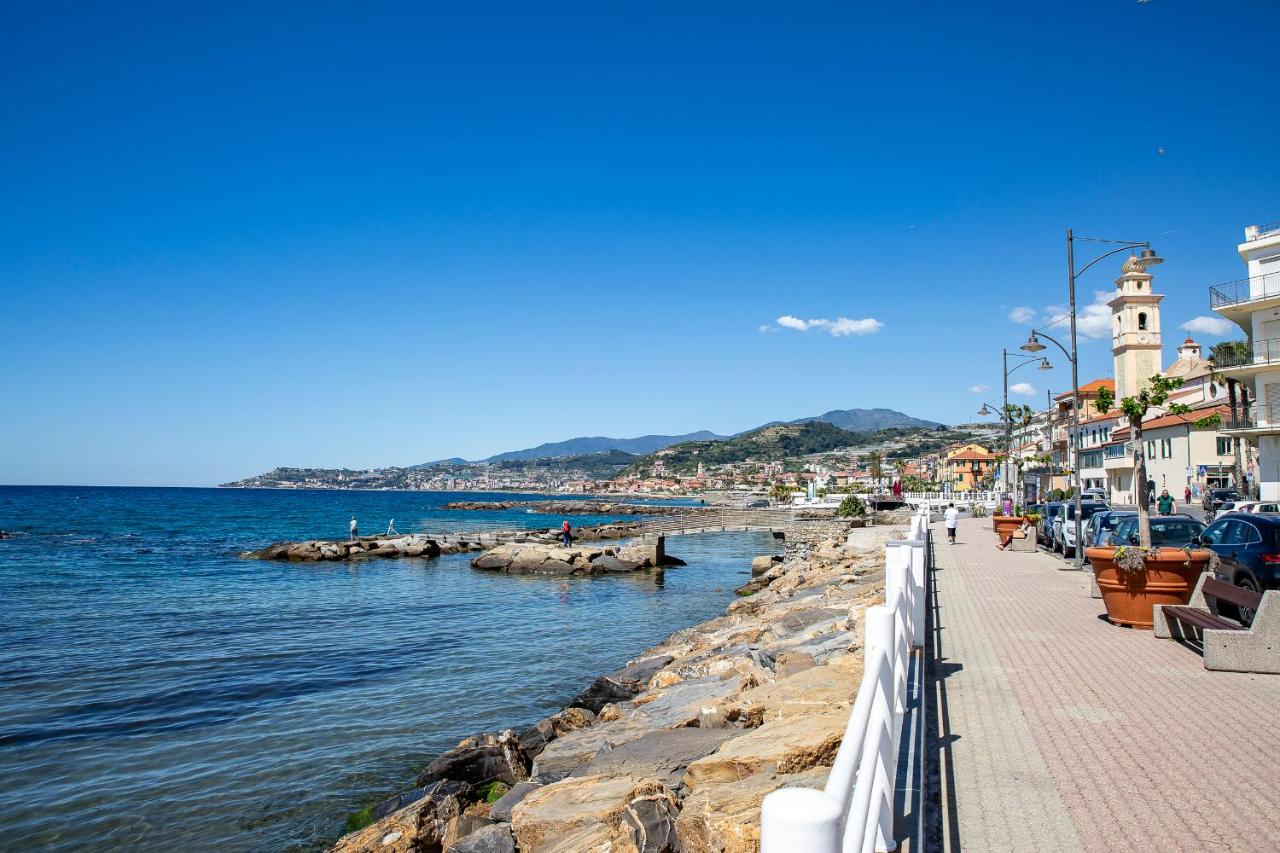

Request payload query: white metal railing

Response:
[760,508,928,853]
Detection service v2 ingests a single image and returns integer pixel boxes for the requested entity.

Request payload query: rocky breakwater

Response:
[242,534,466,563]
[446,501,709,517]
[330,519,904,853]
[471,542,684,576]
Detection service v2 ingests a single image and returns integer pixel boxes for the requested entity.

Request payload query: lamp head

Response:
[1137,247,1162,267]
[1038,357,1052,370]
[1021,333,1046,353]
[978,404,992,417]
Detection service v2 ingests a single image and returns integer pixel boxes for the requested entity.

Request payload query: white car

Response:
[1214,501,1280,519]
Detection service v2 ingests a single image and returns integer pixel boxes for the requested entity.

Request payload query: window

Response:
[1161,438,1172,459]
[1146,440,1156,459]
[1201,520,1228,545]
[1138,312,1148,331]
[1105,443,1126,459]
[1217,437,1233,455]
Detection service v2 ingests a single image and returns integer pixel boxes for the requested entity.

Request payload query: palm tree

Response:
[1208,339,1250,495]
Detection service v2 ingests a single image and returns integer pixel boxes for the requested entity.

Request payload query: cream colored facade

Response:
[1110,257,1164,401]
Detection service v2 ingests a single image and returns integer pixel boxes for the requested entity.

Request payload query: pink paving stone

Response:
[932,517,1280,852]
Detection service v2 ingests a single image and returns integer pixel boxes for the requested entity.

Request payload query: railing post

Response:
[760,788,842,852]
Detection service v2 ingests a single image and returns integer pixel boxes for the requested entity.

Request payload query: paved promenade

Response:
[928,516,1280,852]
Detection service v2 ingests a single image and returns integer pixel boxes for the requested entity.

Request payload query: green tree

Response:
[866,450,884,490]
[769,482,793,505]
[1095,375,1190,548]
[836,495,866,518]
[1208,340,1250,495]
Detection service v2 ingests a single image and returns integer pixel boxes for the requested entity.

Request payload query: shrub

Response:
[836,495,866,518]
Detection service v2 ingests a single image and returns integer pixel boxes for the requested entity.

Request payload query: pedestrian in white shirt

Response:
[944,503,959,544]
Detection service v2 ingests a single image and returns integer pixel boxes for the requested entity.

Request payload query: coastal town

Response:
[227,222,1280,511]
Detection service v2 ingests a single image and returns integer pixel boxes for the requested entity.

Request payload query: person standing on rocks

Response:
[561,519,572,547]
[944,503,959,544]
[349,516,358,542]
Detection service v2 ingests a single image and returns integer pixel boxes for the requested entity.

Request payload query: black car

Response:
[1200,513,1280,624]
[1203,488,1242,511]
[1111,514,1205,548]
[1085,510,1137,549]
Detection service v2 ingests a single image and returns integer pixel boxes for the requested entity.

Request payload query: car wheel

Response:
[1237,575,1261,627]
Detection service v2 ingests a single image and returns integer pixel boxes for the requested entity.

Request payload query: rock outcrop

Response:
[243,534,454,562]
[471,543,684,575]
[328,518,900,853]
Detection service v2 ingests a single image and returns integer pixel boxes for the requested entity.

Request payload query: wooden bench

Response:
[1154,575,1279,674]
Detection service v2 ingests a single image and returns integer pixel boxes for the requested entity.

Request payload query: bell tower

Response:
[1109,255,1164,400]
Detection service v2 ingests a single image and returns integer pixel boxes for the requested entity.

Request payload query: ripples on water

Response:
[0,486,773,851]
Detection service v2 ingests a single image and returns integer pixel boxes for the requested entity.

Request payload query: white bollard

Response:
[760,787,842,853]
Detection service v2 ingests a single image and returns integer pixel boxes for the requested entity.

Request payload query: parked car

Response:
[1199,513,1280,624]
[1213,500,1280,520]
[1037,502,1064,545]
[1085,510,1137,549]
[1110,514,1206,549]
[1203,488,1242,512]
[1081,488,1108,503]
[1053,501,1111,556]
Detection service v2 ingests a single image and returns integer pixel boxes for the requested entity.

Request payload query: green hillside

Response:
[629,421,862,474]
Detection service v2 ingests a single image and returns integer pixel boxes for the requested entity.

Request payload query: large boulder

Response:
[674,765,830,853]
[518,707,596,757]
[331,779,473,853]
[682,709,848,789]
[417,730,530,788]
[569,727,737,790]
[446,824,516,853]
[568,675,637,714]
[511,774,679,853]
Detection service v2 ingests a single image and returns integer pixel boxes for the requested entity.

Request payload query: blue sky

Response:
[2,1,1278,485]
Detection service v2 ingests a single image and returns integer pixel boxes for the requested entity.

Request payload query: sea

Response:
[0,486,776,851]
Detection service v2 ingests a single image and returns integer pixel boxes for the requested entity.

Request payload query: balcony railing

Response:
[1212,337,1280,368]
[1224,402,1280,430]
[1245,221,1280,241]
[1209,271,1280,309]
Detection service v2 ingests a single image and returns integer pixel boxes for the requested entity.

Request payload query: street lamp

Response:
[1022,231,1161,569]
[1000,351,1053,500]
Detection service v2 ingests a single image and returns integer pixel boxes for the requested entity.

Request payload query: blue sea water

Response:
[0,486,774,851]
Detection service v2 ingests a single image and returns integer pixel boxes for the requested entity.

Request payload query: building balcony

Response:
[1221,402,1280,436]
[1210,337,1280,379]
[1209,270,1280,328]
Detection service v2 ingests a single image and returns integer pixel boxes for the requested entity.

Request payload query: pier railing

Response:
[760,507,928,853]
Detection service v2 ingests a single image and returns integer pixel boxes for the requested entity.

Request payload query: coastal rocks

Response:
[674,765,830,853]
[332,779,473,853]
[470,543,680,576]
[328,515,896,853]
[447,824,517,853]
[510,775,679,853]
[418,731,531,788]
[243,535,447,563]
[751,554,782,576]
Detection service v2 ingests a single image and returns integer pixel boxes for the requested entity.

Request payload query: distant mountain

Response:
[412,457,468,468]
[629,421,867,475]
[778,407,942,433]
[472,431,727,463]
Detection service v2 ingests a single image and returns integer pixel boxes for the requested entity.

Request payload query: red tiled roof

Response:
[949,451,997,461]
[1055,378,1114,400]
[1111,405,1231,438]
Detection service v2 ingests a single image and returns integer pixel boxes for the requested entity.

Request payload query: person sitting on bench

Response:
[997,518,1032,551]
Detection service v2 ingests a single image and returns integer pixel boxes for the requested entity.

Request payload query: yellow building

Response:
[939,443,997,490]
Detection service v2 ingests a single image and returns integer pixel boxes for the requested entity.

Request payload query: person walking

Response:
[1157,489,1175,516]
[1184,485,1192,505]
[944,502,959,544]
[561,519,572,547]
[386,518,398,535]
[349,516,358,542]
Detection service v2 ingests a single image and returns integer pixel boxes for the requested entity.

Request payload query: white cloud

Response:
[1008,306,1036,324]
[773,315,883,337]
[1035,291,1112,341]
[969,384,989,394]
[758,323,775,333]
[1009,382,1036,396]
[1181,315,1234,337]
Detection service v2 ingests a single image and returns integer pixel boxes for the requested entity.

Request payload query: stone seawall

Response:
[328,518,904,853]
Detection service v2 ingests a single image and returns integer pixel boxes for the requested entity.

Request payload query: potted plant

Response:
[1084,376,1216,628]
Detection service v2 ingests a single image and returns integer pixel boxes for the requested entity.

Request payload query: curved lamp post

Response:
[981,353,1053,499]
[1022,233,1162,569]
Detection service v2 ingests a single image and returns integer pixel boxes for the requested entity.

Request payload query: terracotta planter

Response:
[993,515,1028,537]
[1086,546,1212,629]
